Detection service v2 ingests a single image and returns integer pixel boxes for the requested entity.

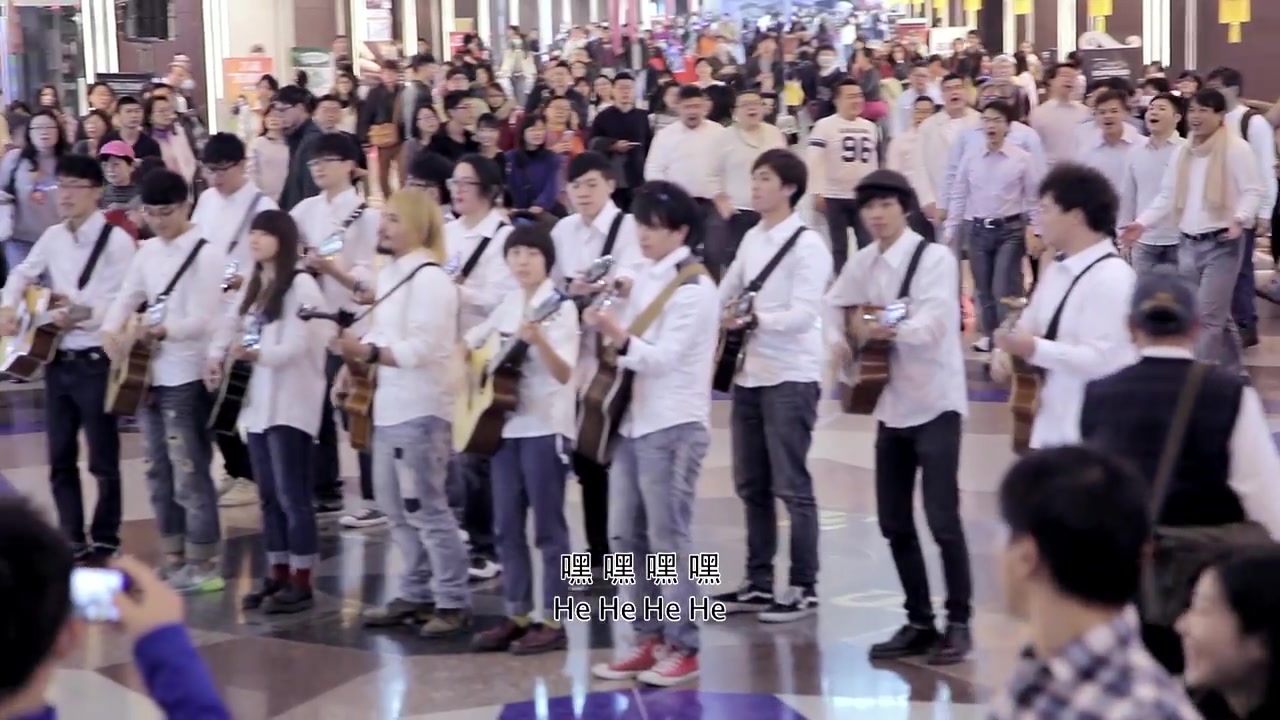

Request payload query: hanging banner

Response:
[292,48,335,96]
[1076,31,1142,86]
[94,72,153,100]
[222,56,273,104]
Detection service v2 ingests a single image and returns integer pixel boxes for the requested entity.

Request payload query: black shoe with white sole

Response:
[468,556,501,581]
[757,586,818,623]
[710,583,774,614]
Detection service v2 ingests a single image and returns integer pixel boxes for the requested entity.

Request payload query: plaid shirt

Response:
[987,607,1202,720]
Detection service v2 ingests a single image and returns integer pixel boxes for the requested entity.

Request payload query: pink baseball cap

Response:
[98,140,135,162]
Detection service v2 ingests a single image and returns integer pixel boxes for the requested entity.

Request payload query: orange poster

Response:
[222,56,274,105]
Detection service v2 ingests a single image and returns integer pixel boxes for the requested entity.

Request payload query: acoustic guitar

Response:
[105,300,168,416]
[712,291,757,393]
[207,316,264,436]
[297,306,375,450]
[575,283,631,464]
[453,291,569,455]
[0,287,92,380]
[992,297,1040,455]
[569,255,617,312]
[837,302,907,415]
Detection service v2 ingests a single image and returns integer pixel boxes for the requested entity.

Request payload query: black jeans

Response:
[875,410,972,625]
[314,351,373,504]
[731,382,821,589]
[725,209,761,272]
[448,453,496,559]
[214,426,254,481]
[572,451,610,566]
[823,197,871,274]
[694,199,730,282]
[46,349,122,549]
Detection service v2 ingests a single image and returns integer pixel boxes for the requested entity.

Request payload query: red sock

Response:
[271,564,290,583]
[292,568,312,591]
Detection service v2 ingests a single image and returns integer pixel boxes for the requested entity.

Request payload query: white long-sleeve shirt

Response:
[1028,99,1092,167]
[1015,239,1137,448]
[943,122,1045,210]
[362,250,459,427]
[823,229,968,429]
[463,279,580,440]
[643,119,727,200]
[1226,105,1279,221]
[289,187,379,335]
[913,109,980,209]
[806,114,880,200]
[208,273,329,436]
[1135,135,1264,235]
[2,211,136,350]
[718,212,831,387]
[443,209,518,333]
[1119,135,1186,246]
[886,127,928,200]
[192,181,276,276]
[710,123,788,209]
[616,245,720,438]
[104,227,228,388]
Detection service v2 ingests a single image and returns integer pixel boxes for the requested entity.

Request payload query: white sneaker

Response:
[214,475,235,496]
[218,478,258,508]
[971,336,992,352]
[468,556,501,580]
[339,507,389,528]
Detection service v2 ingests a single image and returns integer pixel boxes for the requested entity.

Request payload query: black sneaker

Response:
[242,578,287,610]
[1241,324,1260,350]
[315,500,345,516]
[711,582,774,614]
[868,623,940,660]
[263,583,315,615]
[757,586,818,623]
[926,623,972,665]
[468,556,501,581]
[71,543,92,564]
[361,597,435,627]
[87,543,121,566]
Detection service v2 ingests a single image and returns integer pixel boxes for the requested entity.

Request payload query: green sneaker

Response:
[170,566,226,595]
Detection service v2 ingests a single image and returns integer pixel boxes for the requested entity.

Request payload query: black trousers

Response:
[214,427,254,481]
[693,199,730,282]
[572,452,610,566]
[449,453,496,558]
[314,351,373,504]
[875,410,972,625]
[46,349,122,549]
[823,197,871,274]
[1144,622,1185,675]
[725,209,761,271]
[611,187,634,213]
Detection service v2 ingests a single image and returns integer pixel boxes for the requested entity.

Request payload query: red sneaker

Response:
[591,637,666,680]
[637,650,699,687]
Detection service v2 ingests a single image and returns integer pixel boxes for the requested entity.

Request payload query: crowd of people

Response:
[3,13,1280,720]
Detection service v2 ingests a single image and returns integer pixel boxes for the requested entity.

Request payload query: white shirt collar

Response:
[647,245,692,277]
[872,229,925,271]
[1141,346,1195,360]
[584,202,621,237]
[463,209,505,238]
[1059,238,1117,275]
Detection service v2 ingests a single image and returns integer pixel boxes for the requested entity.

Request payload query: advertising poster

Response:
[1076,31,1142,86]
[93,72,153,100]
[292,48,335,95]
[222,56,273,104]
[928,26,971,56]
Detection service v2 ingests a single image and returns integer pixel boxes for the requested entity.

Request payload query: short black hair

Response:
[314,93,343,108]
[1176,69,1202,87]
[275,85,311,109]
[1191,87,1227,114]
[567,151,614,184]
[834,77,864,97]
[115,95,141,110]
[982,99,1016,123]
[1038,163,1119,236]
[751,148,807,208]
[455,153,504,203]
[140,168,190,205]
[913,94,939,110]
[1000,446,1150,606]
[0,498,74,702]
[476,112,500,130]
[1142,77,1172,94]
[677,84,704,102]
[1045,62,1076,82]
[200,132,246,165]
[444,90,471,113]
[407,150,455,204]
[410,53,436,70]
[312,132,360,163]
[1206,66,1243,92]
[1093,88,1129,110]
[503,223,556,270]
[940,72,965,87]
[446,67,469,80]
[631,180,703,250]
[56,153,106,187]
[614,72,634,83]
[1149,91,1185,114]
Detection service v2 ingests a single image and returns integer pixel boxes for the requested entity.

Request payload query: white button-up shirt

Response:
[464,279,580,440]
[192,180,276,273]
[946,142,1042,235]
[824,229,968,429]
[643,119,728,200]
[616,245,719,437]
[208,273,329,436]
[443,209,518,333]
[104,227,228,387]
[914,109,980,209]
[1015,239,1137,448]
[361,249,458,427]
[1077,126,1142,214]
[289,187,379,331]
[1226,104,1279,220]
[943,121,1045,207]
[1135,135,1264,236]
[2,211,136,350]
[1120,134,1186,246]
[718,212,831,387]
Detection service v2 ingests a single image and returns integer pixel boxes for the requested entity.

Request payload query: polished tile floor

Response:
[12,280,1280,719]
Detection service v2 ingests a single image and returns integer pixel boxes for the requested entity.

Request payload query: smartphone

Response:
[880,302,908,328]
[70,567,127,622]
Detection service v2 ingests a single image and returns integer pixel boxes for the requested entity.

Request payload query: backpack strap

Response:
[77,220,116,290]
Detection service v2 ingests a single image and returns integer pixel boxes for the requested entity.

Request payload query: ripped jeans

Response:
[140,381,221,561]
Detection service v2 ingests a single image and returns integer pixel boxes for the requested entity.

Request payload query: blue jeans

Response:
[608,422,710,653]
[139,381,220,561]
[4,238,33,270]
[967,219,1027,338]
[372,415,470,609]
[247,426,318,569]
[490,435,571,617]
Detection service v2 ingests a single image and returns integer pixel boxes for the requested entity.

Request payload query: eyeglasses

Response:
[271,102,295,112]
[141,204,183,218]
[28,124,59,133]
[203,163,238,175]
[446,179,482,191]
[59,181,96,191]
[306,157,346,168]
[405,178,438,190]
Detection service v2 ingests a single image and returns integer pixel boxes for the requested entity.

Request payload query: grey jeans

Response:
[731,382,820,590]
[139,381,220,561]
[967,219,1026,338]
[609,422,710,653]
[1179,232,1244,375]
[490,434,571,618]
[372,414,471,609]
[1131,242,1180,277]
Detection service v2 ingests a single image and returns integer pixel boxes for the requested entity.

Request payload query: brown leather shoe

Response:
[510,624,568,655]
[470,619,527,652]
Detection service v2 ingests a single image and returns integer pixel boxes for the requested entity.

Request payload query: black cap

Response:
[855,169,917,207]
[1130,269,1196,337]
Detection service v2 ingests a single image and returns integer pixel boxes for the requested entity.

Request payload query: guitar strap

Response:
[227,192,265,256]
[626,260,709,337]
[895,238,931,299]
[600,211,626,259]
[1043,254,1122,342]
[159,239,209,299]
[77,221,117,290]
[457,222,509,283]
[353,262,443,324]
[745,226,805,293]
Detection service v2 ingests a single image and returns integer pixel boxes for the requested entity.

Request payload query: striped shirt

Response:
[805,114,880,199]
